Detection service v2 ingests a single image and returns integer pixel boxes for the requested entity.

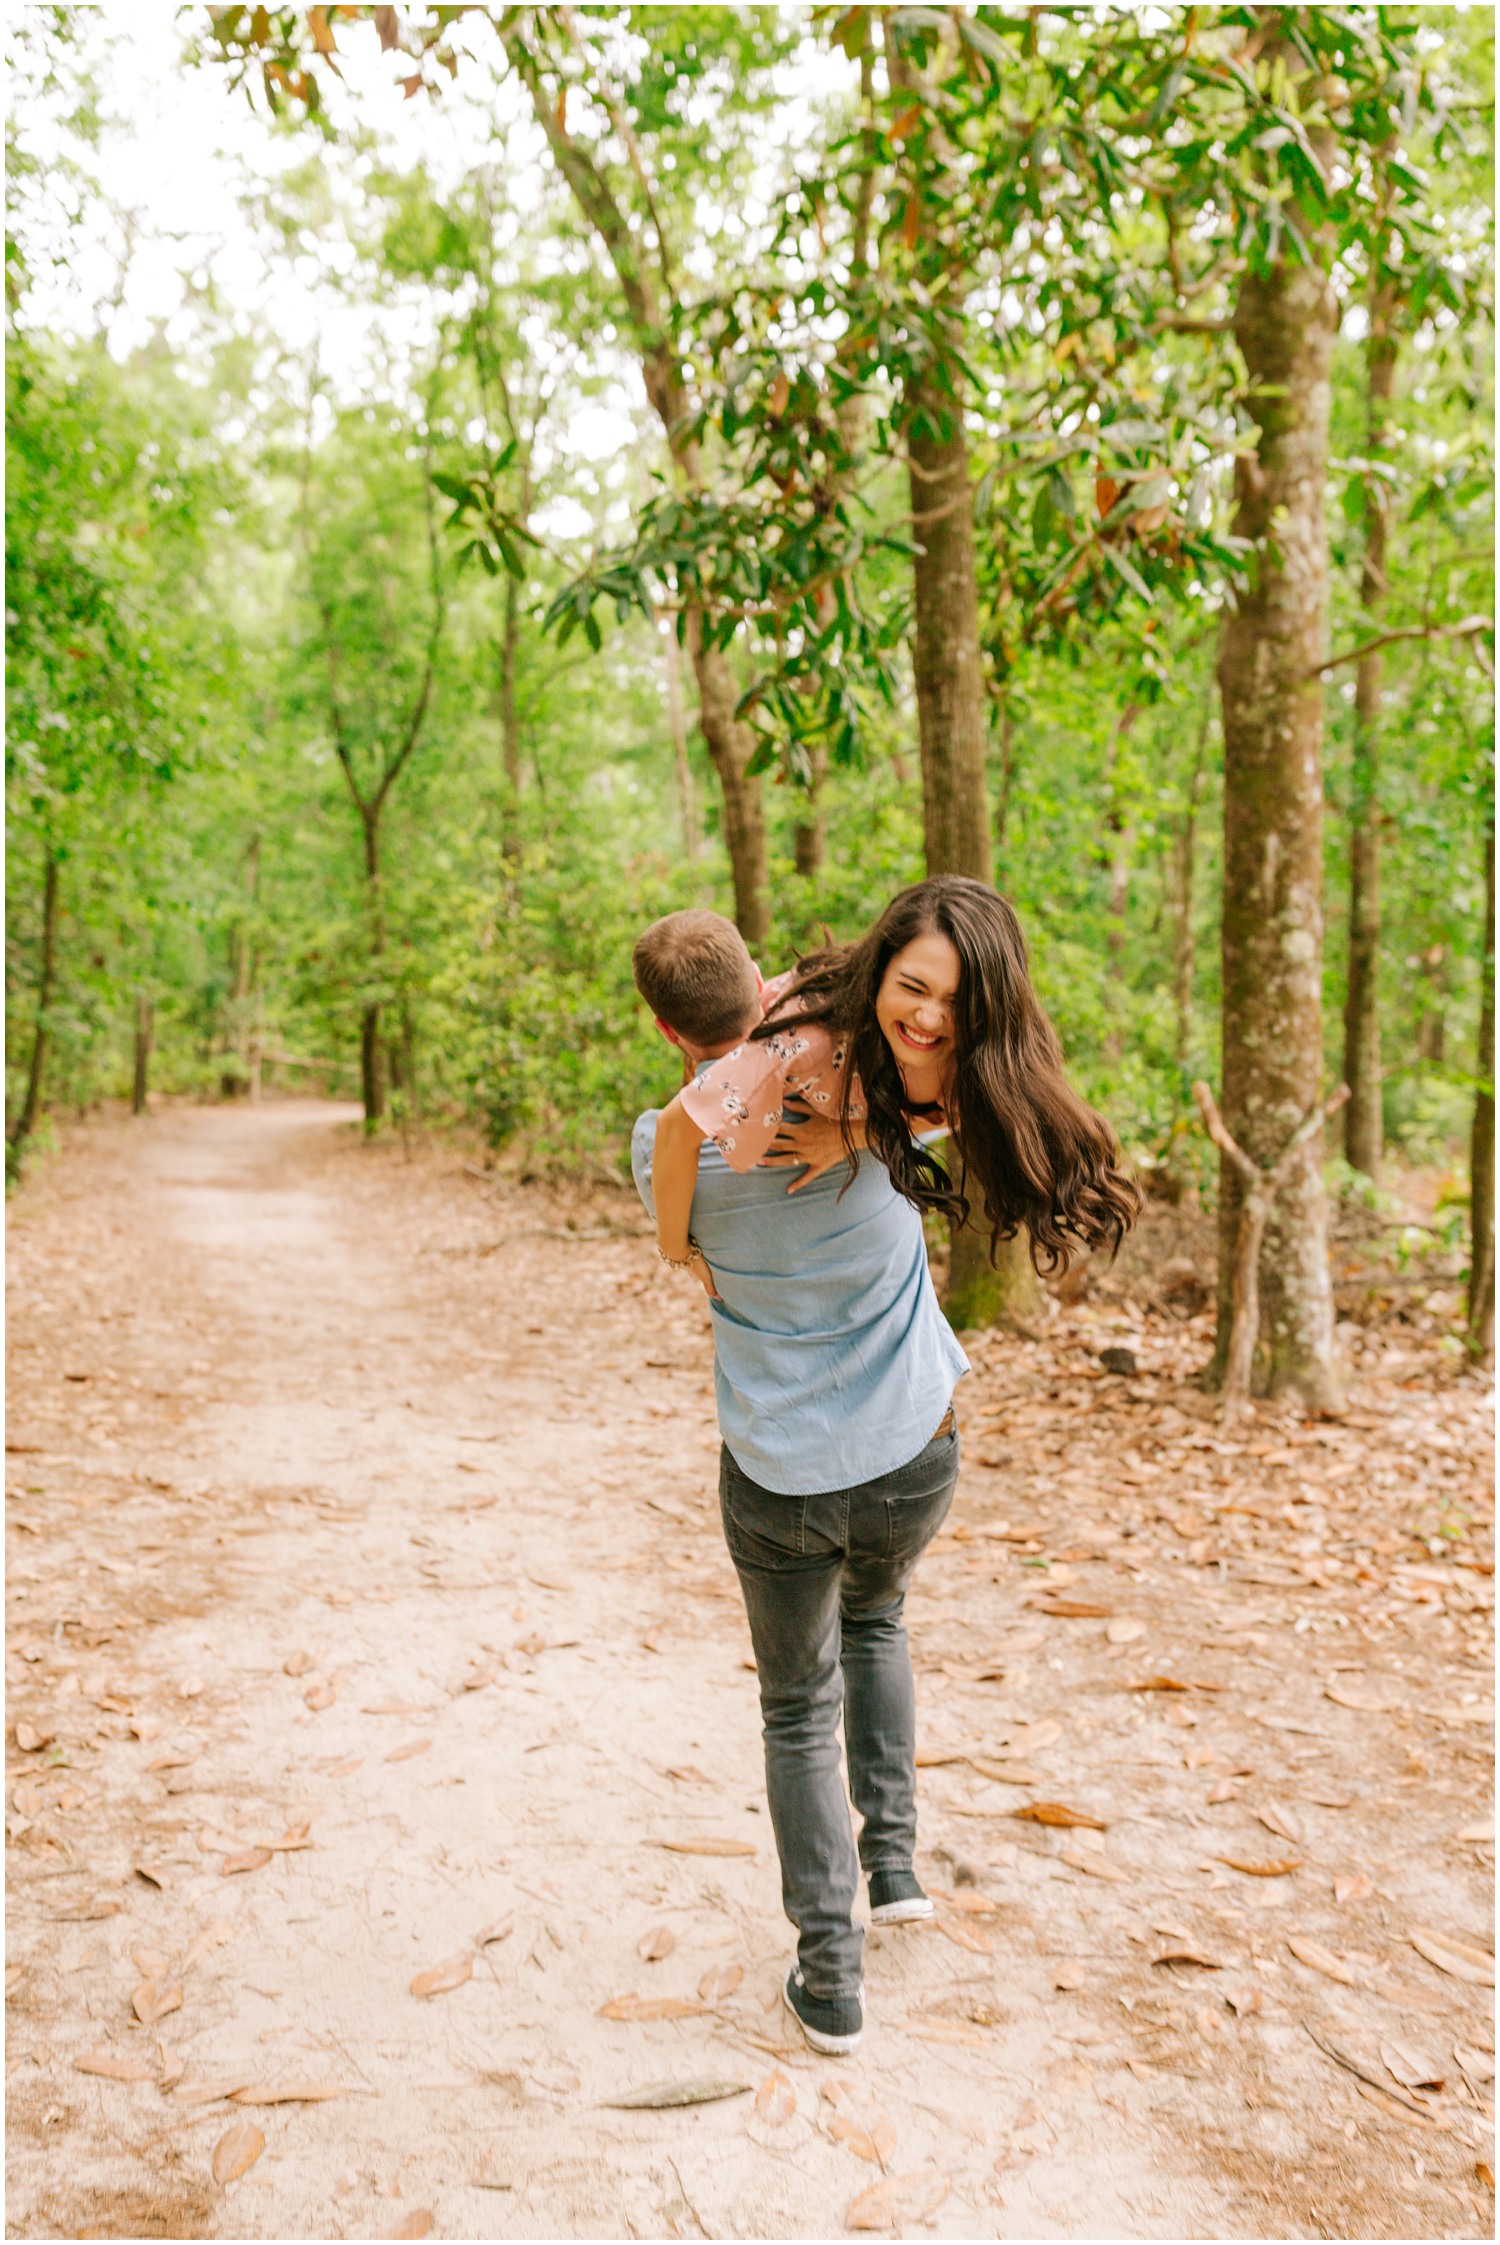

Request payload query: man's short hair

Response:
[632,910,759,1046]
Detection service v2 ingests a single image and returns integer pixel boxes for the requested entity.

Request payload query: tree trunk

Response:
[361,811,386,1128]
[1101,706,1139,1071]
[1469,800,1495,1361]
[499,569,522,870]
[360,1004,384,1125]
[945,1222,1042,1333]
[1171,698,1211,1075]
[9,845,59,1168]
[687,612,770,947]
[906,384,992,885]
[793,740,827,879]
[995,690,1018,874]
[1343,283,1397,1176]
[1213,217,1341,1408]
[132,991,153,1117]
[659,611,700,865]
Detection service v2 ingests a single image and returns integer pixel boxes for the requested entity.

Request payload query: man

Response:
[630,909,967,2055]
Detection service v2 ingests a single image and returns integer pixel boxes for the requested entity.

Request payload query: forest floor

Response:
[4,1099,1494,2243]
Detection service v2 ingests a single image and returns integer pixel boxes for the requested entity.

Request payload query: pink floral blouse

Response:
[678,970,865,1173]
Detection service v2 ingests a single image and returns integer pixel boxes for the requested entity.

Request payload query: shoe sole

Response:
[870,1898,935,1925]
[782,1976,864,2055]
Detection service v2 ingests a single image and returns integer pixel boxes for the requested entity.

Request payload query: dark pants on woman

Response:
[719,1423,959,2001]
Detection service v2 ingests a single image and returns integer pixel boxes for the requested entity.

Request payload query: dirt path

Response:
[6,1103,1494,2241]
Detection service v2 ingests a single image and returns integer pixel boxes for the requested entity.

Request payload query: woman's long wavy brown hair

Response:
[756,876,1141,1272]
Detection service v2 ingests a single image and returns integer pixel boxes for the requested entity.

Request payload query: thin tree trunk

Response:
[659,611,700,865]
[132,991,153,1117]
[1101,705,1139,1071]
[793,740,827,879]
[1172,698,1211,1075]
[9,845,59,1166]
[906,388,992,885]
[500,569,522,869]
[502,23,770,948]
[995,690,1018,874]
[1213,106,1342,1409]
[1469,800,1495,1360]
[1344,282,1398,1176]
[361,811,385,1127]
[688,612,770,946]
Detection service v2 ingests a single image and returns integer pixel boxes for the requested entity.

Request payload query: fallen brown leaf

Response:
[1381,2040,1445,2092]
[845,2169,949,2231]
[211,2119,264,2186]
[411,1957,472,1998]
[1256,1801,1303,1845]
[1216,1856,1300,1878]
[657,1838,756,1857]
[382,2215,433,2241]
[73,2049,156,2082]
[604,2076,750,2108]
[1060,1847,1126,1882]
[930,1888,1000,1916]
[829,2111,897,2166]
[1334,1872,1374,1905]
[1325,1678,1400,1714]
[1009,1802,1107,1829]
[597,1993,710,2021]
[221,1848,272,1877]
[754,2069,796,2123]
[637,1925,675,1963]
[384,1738,433,1764]
[1409,1928,1494,1985]
[1153,1949,1221,1972]
[1287,1936,1357,1985]
[231,2082,345,2106]
[698,1963,743,2002]
[131,1976,183,2025]
[146,1750,196,1772]
[1027,1597,1112,1619]
[49,1897,123,1923]
[936,1913,993,1953]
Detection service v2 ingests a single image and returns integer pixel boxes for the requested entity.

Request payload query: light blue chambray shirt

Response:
[632,1089,968,1499]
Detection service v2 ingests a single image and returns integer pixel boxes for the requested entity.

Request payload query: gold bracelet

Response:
[658,1236,703,1271]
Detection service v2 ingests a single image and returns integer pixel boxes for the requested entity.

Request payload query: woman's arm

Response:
[652,1093,720,1297]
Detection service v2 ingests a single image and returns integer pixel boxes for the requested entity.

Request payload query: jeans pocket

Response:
[884,1463,957,1566]
[721,1452,807,1557]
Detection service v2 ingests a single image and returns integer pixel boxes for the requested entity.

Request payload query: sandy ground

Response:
[4,1100,1494,2242]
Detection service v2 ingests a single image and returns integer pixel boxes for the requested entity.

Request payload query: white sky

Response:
[10,5,848,538]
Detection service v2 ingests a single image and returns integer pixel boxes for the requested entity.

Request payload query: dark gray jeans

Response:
[719,1424,959,2000]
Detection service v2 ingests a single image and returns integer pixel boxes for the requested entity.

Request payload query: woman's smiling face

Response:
[875,928,962,1082]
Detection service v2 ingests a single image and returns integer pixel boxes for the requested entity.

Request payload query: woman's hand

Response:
[762,1105,862,1194]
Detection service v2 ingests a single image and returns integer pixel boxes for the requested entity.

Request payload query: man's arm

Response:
[650,1093,721,1297]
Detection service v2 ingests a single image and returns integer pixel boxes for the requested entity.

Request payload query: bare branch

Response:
[1310,614,1492,678]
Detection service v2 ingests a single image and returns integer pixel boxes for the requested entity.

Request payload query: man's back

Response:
[632,1112,967,1497]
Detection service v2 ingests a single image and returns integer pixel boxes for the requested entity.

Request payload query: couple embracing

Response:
[630,876,1138,2055]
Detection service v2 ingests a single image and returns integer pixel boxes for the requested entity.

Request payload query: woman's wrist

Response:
[657,1235,703,1271]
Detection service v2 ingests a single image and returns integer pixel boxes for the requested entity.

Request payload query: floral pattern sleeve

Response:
[679,1035,796,1172]
[679,974,860,1173]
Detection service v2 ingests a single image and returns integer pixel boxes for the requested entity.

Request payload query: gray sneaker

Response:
[783,1966,864,2054]
[869,1869,935,1925]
